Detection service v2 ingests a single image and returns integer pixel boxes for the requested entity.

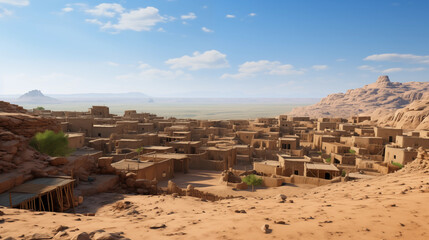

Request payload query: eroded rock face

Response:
[375,96,429,130]
[0,101,60,179]
[0,113,60,138]
[289,76,429,118]
[0,101,27,114]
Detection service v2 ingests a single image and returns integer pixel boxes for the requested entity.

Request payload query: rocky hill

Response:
[289,76,429,118]
[16,90,59,104]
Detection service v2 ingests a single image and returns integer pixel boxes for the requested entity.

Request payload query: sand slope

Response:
[1,167,428,240]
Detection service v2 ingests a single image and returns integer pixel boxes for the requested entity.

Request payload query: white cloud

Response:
[358,65,377,72]
[202,27,213,33]
[157,27,165,32]
[62,7,73,13]
[166,50,229,70]
[249,13,256,17]
[86,3,124,17]
[226,14,235,18]
[138,63,151,69]
[0,0,29,6]
[106,61,119,67]
[222,60,304,79]
[364,53,429,64]
[312,65,328,70]
[101,7,166,32]
[181,12,196,20]
[117,63,191,82]
[0,7,12,17]
[382,67,425,73]
[85,18,103,25]
[358,65,425,73]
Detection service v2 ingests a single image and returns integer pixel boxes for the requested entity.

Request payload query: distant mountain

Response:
[49,92,150,102]
[289,76,429,118]
[15,90,59,104]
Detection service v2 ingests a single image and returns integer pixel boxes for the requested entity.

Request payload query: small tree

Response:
[35,106,45,110]
[242,174,263,192]
[136,147,144,155]
[30,130,74,157]
[325,157,331,163]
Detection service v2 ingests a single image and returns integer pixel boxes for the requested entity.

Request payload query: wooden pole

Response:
[50,192,54,212]
[47,193,50,211]
[8,192,12,208]
[70,184,75,214]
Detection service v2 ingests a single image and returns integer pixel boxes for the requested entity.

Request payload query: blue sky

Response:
[0,0,428,97]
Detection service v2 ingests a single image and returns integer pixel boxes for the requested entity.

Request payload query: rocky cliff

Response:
[0,101,28,114]
[289,76,429,118]
[0,101,60,175]
[375,96,429,130]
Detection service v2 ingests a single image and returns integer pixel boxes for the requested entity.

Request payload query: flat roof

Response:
[142,153,189,160]
[258,160,281,167]
[170,141,201,145]
[111,159,155,170]
[200,146,232,151]
[93,124,116,128]
[66,133,85,138]
[0,177,74,208]
[305,163,339,171]
[117,139,143,142]
[143,146,173,150]
[283,157,311,162]
[279,138,298,141]
[71,148,102,157]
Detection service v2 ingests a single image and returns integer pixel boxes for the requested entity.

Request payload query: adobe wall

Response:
[166,181,231,201]
[289,175,333,186]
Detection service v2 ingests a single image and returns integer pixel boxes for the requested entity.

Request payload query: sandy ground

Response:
[158,170,315,197]
[1,170,429,240]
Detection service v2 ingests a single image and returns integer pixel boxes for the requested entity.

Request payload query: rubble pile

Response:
[397,147,429,174]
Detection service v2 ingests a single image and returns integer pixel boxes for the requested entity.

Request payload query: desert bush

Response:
[391,162,404,169]
[30,130,74,157]
[242,174,263,192]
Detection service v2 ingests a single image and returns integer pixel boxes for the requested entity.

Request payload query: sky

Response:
[0,0,428,98]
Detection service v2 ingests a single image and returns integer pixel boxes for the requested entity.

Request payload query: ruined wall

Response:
[166,181,232,201]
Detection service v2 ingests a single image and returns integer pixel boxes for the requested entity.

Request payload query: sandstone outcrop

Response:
[374,96,429,130]
[0,101,61,191]
[289,76,429,118]
[0,101,27,114]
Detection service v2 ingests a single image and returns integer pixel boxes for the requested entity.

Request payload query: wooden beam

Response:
[8,192,12,208]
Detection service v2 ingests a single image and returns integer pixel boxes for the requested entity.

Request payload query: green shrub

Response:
[35,106,45,110]
[325,157,331,163]
[349,149,356,154]
[30,130,74,157]
[136,147,144,155]
[242,174,263,192]
[391,162,404,169]
[341,170,346,177]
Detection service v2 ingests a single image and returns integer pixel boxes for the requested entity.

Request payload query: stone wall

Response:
[166,181,233,201]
